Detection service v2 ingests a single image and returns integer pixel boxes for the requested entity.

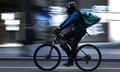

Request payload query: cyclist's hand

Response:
[54,27,61,34]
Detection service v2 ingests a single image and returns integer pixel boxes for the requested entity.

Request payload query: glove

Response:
[54,27,61,35]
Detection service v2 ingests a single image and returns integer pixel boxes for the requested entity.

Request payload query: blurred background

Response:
[0,0,119,57]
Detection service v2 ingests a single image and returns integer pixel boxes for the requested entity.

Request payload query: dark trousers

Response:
[60,31,86,62]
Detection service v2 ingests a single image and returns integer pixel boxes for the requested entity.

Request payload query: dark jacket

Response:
[60,11,86,33]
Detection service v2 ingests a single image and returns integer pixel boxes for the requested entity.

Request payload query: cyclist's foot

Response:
[63,62,73,67]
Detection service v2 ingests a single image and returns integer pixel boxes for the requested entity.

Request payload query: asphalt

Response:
[0,60,120,72]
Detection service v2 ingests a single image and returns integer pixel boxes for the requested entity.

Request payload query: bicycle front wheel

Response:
[75,44,102,71]
[33,44,61,71]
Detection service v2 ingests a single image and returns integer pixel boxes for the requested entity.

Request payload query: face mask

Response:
[67,8,74,15]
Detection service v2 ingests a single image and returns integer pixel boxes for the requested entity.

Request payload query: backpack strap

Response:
[76,10,87,28]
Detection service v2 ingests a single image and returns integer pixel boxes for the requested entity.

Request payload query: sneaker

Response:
[63,62,73,67]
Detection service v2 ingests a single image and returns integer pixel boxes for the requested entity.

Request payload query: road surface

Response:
[0,59,120,72]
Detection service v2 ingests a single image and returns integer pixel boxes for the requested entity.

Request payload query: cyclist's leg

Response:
[61,31,86,66]
[60,44,71,58]
[60,31,75,66]
[60,31,74,54]
[70,32,86,62]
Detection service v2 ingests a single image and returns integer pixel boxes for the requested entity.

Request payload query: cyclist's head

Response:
[66,1,77,15]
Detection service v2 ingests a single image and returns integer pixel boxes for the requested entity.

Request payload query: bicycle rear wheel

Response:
[75,44,102,71]
[33,44,61,71]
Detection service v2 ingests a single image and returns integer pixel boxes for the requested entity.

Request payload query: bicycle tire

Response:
[75,44,102,71]
[33,44,61,71]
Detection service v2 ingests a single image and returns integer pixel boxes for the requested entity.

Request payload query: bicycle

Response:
[33,32,102,71]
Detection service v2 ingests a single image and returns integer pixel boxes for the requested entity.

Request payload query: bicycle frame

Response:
[51,33,87,56]
[33,32,102,71]
[48,33,71,56]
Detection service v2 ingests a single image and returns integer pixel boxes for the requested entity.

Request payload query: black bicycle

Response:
[33,32,102,71]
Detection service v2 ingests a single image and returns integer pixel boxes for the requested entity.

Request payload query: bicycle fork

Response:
[46,41,55,59]
[45,46,54,59]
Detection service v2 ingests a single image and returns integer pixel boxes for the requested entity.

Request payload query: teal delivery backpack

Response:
[80,11,101,28]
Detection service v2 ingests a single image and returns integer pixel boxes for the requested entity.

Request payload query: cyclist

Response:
[54,1,86,66]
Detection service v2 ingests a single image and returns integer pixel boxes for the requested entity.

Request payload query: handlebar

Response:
[54,32,63,39]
